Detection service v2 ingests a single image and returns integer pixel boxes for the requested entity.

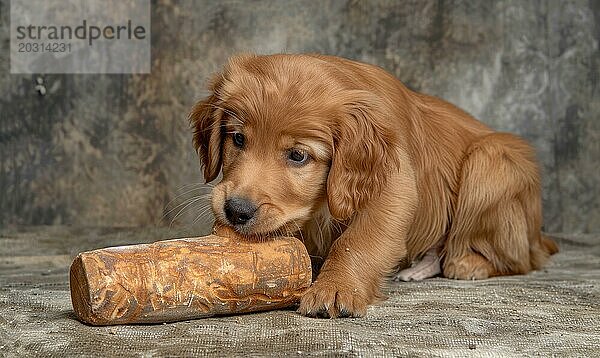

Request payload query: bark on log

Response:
[69,235,312,325]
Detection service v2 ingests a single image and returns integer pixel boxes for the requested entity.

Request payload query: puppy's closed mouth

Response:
[213,217,303,242]
[213,222,265,241]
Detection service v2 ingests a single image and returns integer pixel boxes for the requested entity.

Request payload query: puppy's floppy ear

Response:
[189,90,223,183]
[327,90,400,220]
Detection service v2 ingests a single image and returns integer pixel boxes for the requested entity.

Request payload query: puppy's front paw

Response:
[298,278,370,318]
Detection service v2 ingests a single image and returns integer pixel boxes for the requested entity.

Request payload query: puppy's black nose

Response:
[224,197,257,225]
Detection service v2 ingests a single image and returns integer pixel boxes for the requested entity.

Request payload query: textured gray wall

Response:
[0,0,598,233]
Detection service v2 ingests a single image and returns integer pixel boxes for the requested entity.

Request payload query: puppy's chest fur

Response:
[302,204,343,259]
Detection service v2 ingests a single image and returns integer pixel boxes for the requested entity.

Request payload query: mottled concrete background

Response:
[0,0,598,233]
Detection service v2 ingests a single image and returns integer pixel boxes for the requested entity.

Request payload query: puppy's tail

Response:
[529,233,559,271]
[541,234,559,255]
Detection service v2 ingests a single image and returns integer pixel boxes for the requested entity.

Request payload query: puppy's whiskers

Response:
[163,192,211,219]
[163,185,211,216]
[191,203,215,227]
[158,183,213,225]
[167,193,212,228]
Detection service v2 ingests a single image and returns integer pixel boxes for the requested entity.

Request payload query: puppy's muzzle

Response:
[224,197,257,226]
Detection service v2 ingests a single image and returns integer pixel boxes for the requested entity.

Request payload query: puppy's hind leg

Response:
[443,133,546,280]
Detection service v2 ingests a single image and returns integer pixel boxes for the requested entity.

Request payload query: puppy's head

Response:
[190,54,398,237]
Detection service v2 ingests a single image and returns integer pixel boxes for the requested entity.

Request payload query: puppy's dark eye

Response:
[232,132,245,148]
[288,149,310,166]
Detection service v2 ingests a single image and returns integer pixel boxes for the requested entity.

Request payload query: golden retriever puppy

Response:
[189,54,558,318]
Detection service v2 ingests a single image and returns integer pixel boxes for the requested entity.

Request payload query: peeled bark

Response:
[70,235,311,325]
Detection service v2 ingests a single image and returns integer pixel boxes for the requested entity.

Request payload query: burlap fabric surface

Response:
[0,227,598,357]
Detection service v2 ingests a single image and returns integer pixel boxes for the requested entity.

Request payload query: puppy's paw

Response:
[393,249,442,282]
[298,278,370,318]
[443,253,494,280]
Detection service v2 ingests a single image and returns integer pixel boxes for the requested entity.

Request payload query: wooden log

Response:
[69,234,312,325]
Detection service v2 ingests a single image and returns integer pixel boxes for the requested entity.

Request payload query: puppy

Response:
[189,54,558,318]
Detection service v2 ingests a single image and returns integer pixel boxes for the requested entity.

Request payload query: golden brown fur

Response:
[189,54,558,318]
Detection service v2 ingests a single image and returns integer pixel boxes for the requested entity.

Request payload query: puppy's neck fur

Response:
[302,203,343,259]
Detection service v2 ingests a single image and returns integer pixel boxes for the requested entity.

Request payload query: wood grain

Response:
[69,235,312,325]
